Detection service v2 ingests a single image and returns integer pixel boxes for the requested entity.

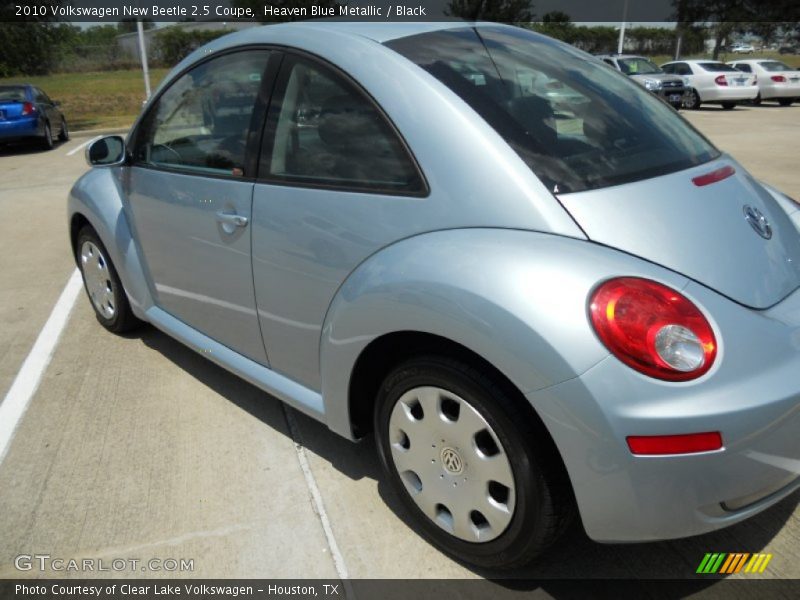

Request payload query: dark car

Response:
[0,84,69,149]
[597,54,687,109]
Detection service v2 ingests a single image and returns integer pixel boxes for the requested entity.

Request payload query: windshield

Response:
[386,26,719,194]
[760,61,793,72]
[618,58,662,75]
[0,86,27,102]
[699,63,739,72]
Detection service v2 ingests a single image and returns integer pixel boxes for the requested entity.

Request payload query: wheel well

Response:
[69,213,91,262]
[349,332,536,439]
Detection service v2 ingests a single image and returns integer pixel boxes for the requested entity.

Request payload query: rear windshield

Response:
[618,58,662,75]
[699,63,739,72]
[759,61,792,72]
[386,27,719,194]
[0,86,27,102]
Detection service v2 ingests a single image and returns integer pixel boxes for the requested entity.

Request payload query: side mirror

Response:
[86,135,126,167]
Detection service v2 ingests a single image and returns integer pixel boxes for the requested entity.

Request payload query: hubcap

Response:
[388,386,516,542]
[80,241,116,319]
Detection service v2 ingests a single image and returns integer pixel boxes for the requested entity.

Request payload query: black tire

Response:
[778,98,793,107]
[752,93,762,106]
[721,102,736,110]
[58,117,69,142]
[374,355,574,570]
[76,226,141,334]
[685,89,701,110]
[41,121,53,150]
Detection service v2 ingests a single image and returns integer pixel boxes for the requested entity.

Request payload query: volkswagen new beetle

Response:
[68,23,800,569]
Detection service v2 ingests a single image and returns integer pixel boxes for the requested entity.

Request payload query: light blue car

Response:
[68,22,800,569]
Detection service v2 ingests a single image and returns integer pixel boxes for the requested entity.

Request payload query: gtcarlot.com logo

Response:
[696,552,772,574]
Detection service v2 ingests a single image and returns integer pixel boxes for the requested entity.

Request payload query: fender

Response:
[320,228,691,439]
[67,168,155,321]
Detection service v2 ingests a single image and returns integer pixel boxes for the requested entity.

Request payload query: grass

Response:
[0,68,170,131]
[1,51,798,132]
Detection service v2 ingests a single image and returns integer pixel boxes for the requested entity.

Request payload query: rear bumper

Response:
[0,116,39,141]
[761,83,800,99]
[701,85,759,102]
[530,284,800,543]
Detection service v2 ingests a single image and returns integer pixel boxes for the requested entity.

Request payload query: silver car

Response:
[69,22,800,570]
[597,54,687,109]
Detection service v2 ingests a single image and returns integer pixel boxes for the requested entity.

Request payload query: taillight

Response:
[771,75,787,83]
[714,75,728,86]
[589,277,717,381]
[21,102,36,115]
[627,432,723,455]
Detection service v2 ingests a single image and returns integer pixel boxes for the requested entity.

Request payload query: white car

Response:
[727,59,800,106]
[730,44,755,54]
[661,59,758,110]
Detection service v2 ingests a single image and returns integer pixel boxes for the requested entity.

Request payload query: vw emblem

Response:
[743,205,772,240]
[440,447,463,474]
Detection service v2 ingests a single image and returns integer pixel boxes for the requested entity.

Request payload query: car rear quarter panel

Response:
[320,228,694,439]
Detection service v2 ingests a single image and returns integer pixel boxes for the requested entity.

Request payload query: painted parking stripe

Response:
[0,269,82,465]
[65,135,101,157]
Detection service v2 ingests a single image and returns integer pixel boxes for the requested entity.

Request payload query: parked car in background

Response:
[0,84,69,149]
[778,45,799,55]
[730,43,755,54]
[661,60,758,109]
[728,59,800,106]
[69,22,800,570]
[597,54,686,108]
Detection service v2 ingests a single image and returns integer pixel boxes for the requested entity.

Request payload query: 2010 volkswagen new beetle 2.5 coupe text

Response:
[68,22,800,569]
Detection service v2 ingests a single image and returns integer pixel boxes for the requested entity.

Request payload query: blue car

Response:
[0,84,69,149]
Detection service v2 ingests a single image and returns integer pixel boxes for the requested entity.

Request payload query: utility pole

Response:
[617,0,630,54]
[137,19,152,101]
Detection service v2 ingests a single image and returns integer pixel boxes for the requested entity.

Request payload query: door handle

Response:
[216,211,248,228]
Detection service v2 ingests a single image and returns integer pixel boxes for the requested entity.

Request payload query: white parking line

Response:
[66,135,101,157]
[0,269,82,465]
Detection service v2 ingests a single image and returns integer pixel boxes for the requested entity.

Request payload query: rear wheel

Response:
[374,356,574,570]
[721,102,736,110]
[76,226,141,334]
[41,121,53,150]
[752,93,762,106]
[58,117,69,141]
[778,98,793,107]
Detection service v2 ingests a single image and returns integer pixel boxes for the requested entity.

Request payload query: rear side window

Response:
[133,50,269,176]
[262,55,424,194]
[699,63,739,72]
[387,27,719,194]
[734,64,752,73]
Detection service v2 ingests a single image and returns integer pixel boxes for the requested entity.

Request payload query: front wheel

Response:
[58,117,69,141]
[778,98,793,107]
[374,356,574,570]
[721,102,736,110]
[76,227,141,334]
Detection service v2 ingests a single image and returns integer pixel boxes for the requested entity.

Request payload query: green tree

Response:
[446,0,534,22]
[0,1,64,76]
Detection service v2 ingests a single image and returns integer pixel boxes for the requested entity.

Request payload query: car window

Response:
[670,63,692,76]
[0,86,27,101]
[733,63,752,72]
[618,58,662,75]
[759,61,792,72]
[602,59,616,68]
[34,88,50,104]
[263,55,424,194]
[387,27,718,194]
[132,50,269,176]
[699,62,739,72]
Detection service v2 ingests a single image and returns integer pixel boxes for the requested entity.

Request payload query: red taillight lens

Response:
[589,277,717,381]
[771,75,787,83]
[627,432,723,455]
[692,165,735,187]
[21,102,36,115]
[714,75,728,86]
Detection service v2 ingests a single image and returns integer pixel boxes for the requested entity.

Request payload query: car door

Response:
[125,49,278,365]
[250,52,427,390]
[33,87,58,125]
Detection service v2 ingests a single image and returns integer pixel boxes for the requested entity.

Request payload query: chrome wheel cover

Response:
[80,240,116,320]
[388,386,516,542]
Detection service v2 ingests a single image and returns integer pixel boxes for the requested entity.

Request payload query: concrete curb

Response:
[70,127,132,138]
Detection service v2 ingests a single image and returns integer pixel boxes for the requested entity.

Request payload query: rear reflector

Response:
[627,432,723,455]
[692,165,735,187]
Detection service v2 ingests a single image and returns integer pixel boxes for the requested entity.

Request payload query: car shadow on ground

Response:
[0,140,67,156]
[134,324,798,587]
